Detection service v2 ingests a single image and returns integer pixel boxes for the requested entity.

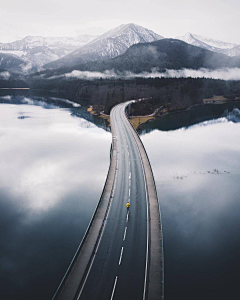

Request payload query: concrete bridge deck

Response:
[52,100,164,300]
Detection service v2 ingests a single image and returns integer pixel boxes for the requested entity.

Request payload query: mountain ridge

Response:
[32,39,240,80]
[44,23,164,70]
[2,26,240,74]
[0,35,98,71]
[175,32,240,56]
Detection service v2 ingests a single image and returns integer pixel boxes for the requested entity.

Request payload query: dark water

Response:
[0,95,111,299]
[139,101,240,133]
[1,95,240,300]
[141,106,240,300]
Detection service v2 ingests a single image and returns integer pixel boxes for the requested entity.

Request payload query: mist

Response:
[0,71,11,80]
[61,67,240,81]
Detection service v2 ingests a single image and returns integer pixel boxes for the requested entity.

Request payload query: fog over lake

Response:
[0,95,240,300]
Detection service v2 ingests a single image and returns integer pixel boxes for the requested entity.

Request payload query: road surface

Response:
[53,101,163,300]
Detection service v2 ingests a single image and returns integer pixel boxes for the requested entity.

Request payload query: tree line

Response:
[30,77,240,114]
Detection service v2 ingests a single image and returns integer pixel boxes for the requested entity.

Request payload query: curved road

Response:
[78,102,149,300]
[53,101,163,300]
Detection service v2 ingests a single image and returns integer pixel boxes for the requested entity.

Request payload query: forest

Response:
[30,76,240,114]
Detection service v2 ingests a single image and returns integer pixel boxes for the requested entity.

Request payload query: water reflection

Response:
[0,94,109,131]
[139,101,240,133]
[141,110,240,300]
[0,96,111,299]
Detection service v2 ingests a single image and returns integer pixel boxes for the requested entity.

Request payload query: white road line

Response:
[122,103,150,300]
[123,227,127,241]
[129,172,131,179]
[129,188,130,197]
[76,193,115,300]
[119,247,124,265]
[75,128,120,300]
[126,211,129,222]
[110,277,118,300]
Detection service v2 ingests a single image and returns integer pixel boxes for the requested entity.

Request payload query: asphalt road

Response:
[76,102,149,300]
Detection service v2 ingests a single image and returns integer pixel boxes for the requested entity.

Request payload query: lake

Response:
[0,95,240,300]
[141,105,240,300]
[0,95,111,299]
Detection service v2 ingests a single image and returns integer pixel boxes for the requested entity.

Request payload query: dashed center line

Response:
[110,276,118,300]
[123,227,127,241]
[119,247,124,265]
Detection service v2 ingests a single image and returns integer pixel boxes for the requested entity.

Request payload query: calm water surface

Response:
[141,108,240,300]
[1,95,240,300]
[0,95,111,299]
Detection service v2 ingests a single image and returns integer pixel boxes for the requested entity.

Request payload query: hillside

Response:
[0,53,26,71]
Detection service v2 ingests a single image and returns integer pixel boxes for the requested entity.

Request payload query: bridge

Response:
[53,101,164,300]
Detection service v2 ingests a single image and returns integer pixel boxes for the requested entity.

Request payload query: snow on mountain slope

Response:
[44,23,164,69]
[87,23,162,47]
[221,45,240,57]
[175,32,240,56]
[0,35,98,72]
[0,35,98,51]
[191,33,236,49]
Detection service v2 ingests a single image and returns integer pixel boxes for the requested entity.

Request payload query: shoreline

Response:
[87,98,240,129]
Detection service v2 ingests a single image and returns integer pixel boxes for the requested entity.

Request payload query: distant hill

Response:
[175,32,240,57]
[44,23,164,70]
[0,35,97,71]
[35,39,240,79]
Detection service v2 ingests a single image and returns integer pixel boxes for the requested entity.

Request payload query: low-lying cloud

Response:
[60,67,240,81]
[0,71,11,80]
[64,70,120,80]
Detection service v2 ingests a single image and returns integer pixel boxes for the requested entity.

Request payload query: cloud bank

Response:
[60,67,240,81]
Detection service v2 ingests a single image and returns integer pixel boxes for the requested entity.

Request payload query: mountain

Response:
[44,23,164,70]
[0,53,27,71]
[175,32,240,56]
[0,35,97,72]
[35,39,240,79]
[0,35,98,51]
[222,44,240,57]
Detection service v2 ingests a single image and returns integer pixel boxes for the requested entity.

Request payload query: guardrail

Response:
[52,117,118,300]
[124,102,164,300]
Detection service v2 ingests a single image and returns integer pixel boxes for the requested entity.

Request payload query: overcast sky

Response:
[1,0,240,44]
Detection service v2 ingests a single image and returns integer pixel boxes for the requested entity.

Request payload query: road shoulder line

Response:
[123,101,164,300]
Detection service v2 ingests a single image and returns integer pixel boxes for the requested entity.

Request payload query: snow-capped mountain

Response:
[33,39,240,81]
[0,35,98,51]
[44,23,164,69]
[0,35,97,72]
[175,32,240,56]
[224,45,240,57]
